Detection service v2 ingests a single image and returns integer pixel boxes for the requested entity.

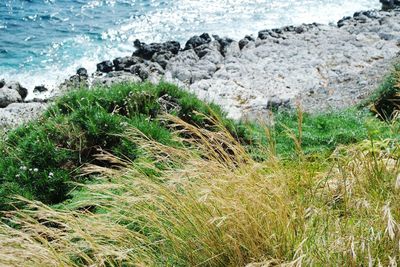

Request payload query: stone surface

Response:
[0,88,22,108]
[55,68,89,98]
[0,102,47,129]
[184,33,212,50]
[4,81,28,100]
[97,60,114,73]
[162,9,400,120]
[133,39,180,60]
[239,35,255,50]
[33,85,48,93]
[76,67,88,77]
[92,71,142,87]
[380,0,400,10]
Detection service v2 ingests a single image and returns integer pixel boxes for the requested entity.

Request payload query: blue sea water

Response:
[0,0,380,91]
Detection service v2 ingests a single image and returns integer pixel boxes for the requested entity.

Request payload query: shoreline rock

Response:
[381,0,400,10]
[2,6,400,127]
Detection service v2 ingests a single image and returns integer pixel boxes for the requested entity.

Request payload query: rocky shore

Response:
[2,5,400,128]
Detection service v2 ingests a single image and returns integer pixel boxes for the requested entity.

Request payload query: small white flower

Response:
[49,172,54,177]
[33,168,38,173]
[20,166,27,171]
[15,174,20,178]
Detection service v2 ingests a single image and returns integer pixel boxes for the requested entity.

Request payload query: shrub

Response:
[0,82,230,210]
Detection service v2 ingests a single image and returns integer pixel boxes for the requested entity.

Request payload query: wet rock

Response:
[113,56,142,71]
[184,33,212,50]
[295,26,305,34]
[76,67,88,77]
[239,35,255,50]
[133,39,180,60]
[258,29,277,39]
[97,60,114,73]
[33,85,48,93]
[337,16,352,27]
[213,35,235,56]
[0,79,5,88]
[380,0,400,10]
[193,44,214,58]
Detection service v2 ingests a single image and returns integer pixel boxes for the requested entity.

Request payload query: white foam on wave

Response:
[1,35,132,96]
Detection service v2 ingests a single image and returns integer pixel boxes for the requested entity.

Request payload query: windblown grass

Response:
[1,66,400,265]
[1,112,399,266]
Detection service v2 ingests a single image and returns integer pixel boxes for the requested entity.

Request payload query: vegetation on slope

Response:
[1,82,391,210]
[0,65,400,266]
[0,82,237,209]
[0,112,399,266]
[367,63,400,120]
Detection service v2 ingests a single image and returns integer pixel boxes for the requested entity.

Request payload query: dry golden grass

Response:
[0,114,399,266]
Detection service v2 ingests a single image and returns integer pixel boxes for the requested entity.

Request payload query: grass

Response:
[0,65,400,265]
[0,81,391,210]
[0,113,398,266]
[0,82,235,210]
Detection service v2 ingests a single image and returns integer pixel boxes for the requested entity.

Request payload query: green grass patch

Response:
[0,82,233,210]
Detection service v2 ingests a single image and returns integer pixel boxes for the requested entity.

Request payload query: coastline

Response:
[1,5,400,127]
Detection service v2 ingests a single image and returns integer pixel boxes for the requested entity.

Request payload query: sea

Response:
[0,0,381,91]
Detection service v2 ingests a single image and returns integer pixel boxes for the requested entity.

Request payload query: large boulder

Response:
[76,67,88,78]
[380,0,400,10]
[113,56,143,71]
[96,60,114,73]
[0,102,47,129]
[0,88,22,108]
[184,33,212,50]
[4,81,28,100]
[0,81,28,108]
[133,39,180,60]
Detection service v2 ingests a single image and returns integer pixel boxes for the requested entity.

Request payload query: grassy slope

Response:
[0,82,241,209]
[0,69,399,266]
